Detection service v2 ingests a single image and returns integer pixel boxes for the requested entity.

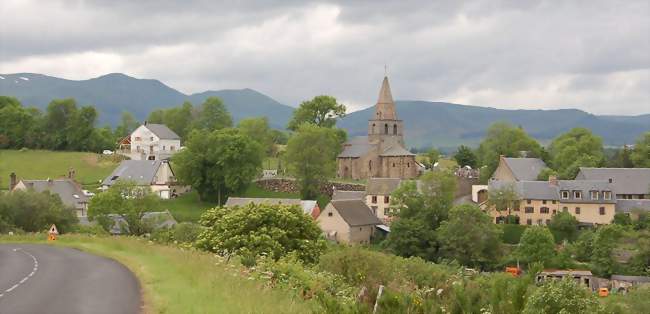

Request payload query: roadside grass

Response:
[0,149,118,190]
[0,234,315,314]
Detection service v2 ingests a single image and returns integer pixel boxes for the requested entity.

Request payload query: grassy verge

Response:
[0,149,118,190]
[0,234,315,314]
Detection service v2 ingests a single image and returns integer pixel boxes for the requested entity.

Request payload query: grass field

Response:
[0,234,314,314]
[0,149,119,190]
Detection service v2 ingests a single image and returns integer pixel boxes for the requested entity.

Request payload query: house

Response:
[118,122,181,161]
[536,270,594,289]
[610,275,650,293]
[102,160,182,199]
[615,199,650,219]
[365,177,402,223]
[491,155,548,182]
[317,199,382,244]
[337,76,422,180]
[576,168,650,199]
[485,176,616,226]
[108,210,177,235]
[11,173,89,218]
[224,197,320,219]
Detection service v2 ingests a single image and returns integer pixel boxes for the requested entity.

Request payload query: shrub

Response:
[173,222,202,243]
[0,190,78,233]
[501,224,527,244]
[516,227,556,267]
[523,276,603,314]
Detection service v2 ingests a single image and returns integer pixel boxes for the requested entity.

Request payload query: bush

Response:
[501,224,527,244]
[72,223,109,235]
[523,276,603,313]
[0,190,78,233]
[173,222,202,243]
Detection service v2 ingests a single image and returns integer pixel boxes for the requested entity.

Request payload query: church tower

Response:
[368,76,404,147]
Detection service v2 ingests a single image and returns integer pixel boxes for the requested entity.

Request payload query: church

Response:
[337,76,421,180]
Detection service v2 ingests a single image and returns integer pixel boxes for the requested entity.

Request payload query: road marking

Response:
[0,248,39,299]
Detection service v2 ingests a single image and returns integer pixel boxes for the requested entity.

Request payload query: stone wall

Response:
[255,178,365,197]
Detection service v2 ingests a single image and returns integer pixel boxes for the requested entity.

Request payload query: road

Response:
[0,244,141,314]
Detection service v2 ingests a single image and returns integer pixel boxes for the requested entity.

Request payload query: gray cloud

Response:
[0,0,648,115]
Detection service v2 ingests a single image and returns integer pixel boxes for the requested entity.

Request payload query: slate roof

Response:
[558,180,615,204]
[145,124,180,140]
[576,168,650,195]
[19,179,87,210]
[610,275,650,283]
[102,160,164,186]
[502,157,548,181]
[366,178,402,195]
[380,145,415,156]
[330,200,382,227]
[540,270,593,277]
[332,190,365,200]
[338,136,374,158]
[489,180,555,200]
[616,199,650,213]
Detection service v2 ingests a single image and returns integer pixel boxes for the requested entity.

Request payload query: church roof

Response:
[374,76,397,120]
[380,145,415,156]
[338,136,374,158]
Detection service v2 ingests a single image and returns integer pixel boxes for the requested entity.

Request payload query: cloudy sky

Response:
[1,0,648,114]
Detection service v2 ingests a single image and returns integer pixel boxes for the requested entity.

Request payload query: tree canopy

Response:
[453,145,478,168]
[423,148,440,169]
[0,189,78,233]
[88,181,160,235]
[238,117,274,157]
[631,131,650,168]
[516,227,556,266]
[548,211,579,243]
[549,127,605,179]
[287,95,346,131]
[196,203,326,265]
[173,128,262,203]
[191,97,233,132]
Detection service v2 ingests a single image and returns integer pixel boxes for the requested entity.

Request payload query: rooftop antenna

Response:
[384,64,388,77]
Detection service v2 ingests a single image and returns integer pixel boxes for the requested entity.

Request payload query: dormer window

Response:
[561,191,569,199]
[574,191,582,199]
[603,191,612,200]
[150,137,154,141]
[590,191,599,200]
[134,137,141,141]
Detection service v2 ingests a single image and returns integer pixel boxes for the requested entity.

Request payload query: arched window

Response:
[384,124,388,134]
[393,124,397,135]
[372,123,376,134]
[407,162,410,168]
[368,160,372,172]
[392,163,395,167]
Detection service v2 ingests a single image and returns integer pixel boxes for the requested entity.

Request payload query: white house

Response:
[102,160,184,199]
[119,123,181,161]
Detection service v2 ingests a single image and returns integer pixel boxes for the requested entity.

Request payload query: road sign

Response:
[48,224,58,241]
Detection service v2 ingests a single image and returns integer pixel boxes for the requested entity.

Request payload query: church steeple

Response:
[374,76,397,120]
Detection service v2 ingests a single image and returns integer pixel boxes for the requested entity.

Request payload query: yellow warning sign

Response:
[47,224,58,241]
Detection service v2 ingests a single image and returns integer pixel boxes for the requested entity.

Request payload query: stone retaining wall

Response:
[255,178,365,197]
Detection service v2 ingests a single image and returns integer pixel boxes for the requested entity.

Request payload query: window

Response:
[562,206,568,212]
[513,206,520,212]
[328,212,333,217]
[162,145,166,151]
[384,124,388,134]
[525,207,534,213]
[542,200,547,205]
[384,208,390,216]
[371,196,377,204]
[603,191,612,200]
[150,137,154,141]
[552,200,556,204]
[134,137,141,141]
[540,207,549,214]
[393,124,397,135]
[552,209,557,214]
[392,163,395,167]
[170,146,175,151]
[368,160,372,172]
[384,196,390,204]
[599,207,606,215]
[526,199,531,204]
[575,207,581,214]
[574,191,582,199]
[407,163,410,168]
[561,191,569,199]
[591,191,599,200]
[526,219,532,225]
[546,219,551,225]
[537,219,543,225]
[359,227,363,231]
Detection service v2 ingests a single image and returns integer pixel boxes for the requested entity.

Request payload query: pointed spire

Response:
[374,76,397,120]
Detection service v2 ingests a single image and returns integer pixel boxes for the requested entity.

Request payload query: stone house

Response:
[576,167,650,199]
[11,175,89,218]
[118,122,181,161]
[102,160,182,199]
[365,178,402,223]
[317,200,382,244]
[224,197,321,219]
[337,76,421,180]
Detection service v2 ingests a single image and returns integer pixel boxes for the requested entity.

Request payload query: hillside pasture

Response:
[0,149,118,190]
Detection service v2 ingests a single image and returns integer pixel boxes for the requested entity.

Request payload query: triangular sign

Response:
[49,224,59,235]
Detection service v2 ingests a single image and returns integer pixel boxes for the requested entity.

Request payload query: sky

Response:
[1,0,648,115]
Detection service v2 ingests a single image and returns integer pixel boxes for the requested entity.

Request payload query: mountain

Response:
[338,101,649,151]
[1,73,646,149]
[0,73,294,128]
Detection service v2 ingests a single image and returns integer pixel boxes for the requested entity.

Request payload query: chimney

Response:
[144,120,148,126]
[548,175,558,186]
[9,172,16,190]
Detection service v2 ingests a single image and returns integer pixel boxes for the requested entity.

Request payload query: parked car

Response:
[102,150,114,155]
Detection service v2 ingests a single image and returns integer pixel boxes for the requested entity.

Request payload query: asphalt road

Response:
[0,244,141,314]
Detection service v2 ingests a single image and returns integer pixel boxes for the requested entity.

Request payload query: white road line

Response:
[0,248,39,299]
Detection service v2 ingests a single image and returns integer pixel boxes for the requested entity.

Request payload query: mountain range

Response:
[1,73,647,150]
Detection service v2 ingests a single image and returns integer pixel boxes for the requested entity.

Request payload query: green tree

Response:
[486,183,521,219]
[523,277,603,314]
[0,96,35,149]
[591,224,624,276]
[285,124,342,199]
[424,148,440,169]
[196,203,326,264]
[613,212,632,226]
[549,127,605,179]
[476,123,544,182]
[191,97,233,132]
[287,95,346,131]
[0,190,78,233]
[548,211,579,243]
[438,204,502,268]
[453,145,477,168]
[88,181,160,235]
[66,106,99,151]
[43,98,78,150]
[631,132,650,168]
[384,171,457,261]
[516,227,556,266]
[238,117,274,156]
[173,128,262,203]
[572,230,596,262]
[536,167,558,181]
[115,111,139,139]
